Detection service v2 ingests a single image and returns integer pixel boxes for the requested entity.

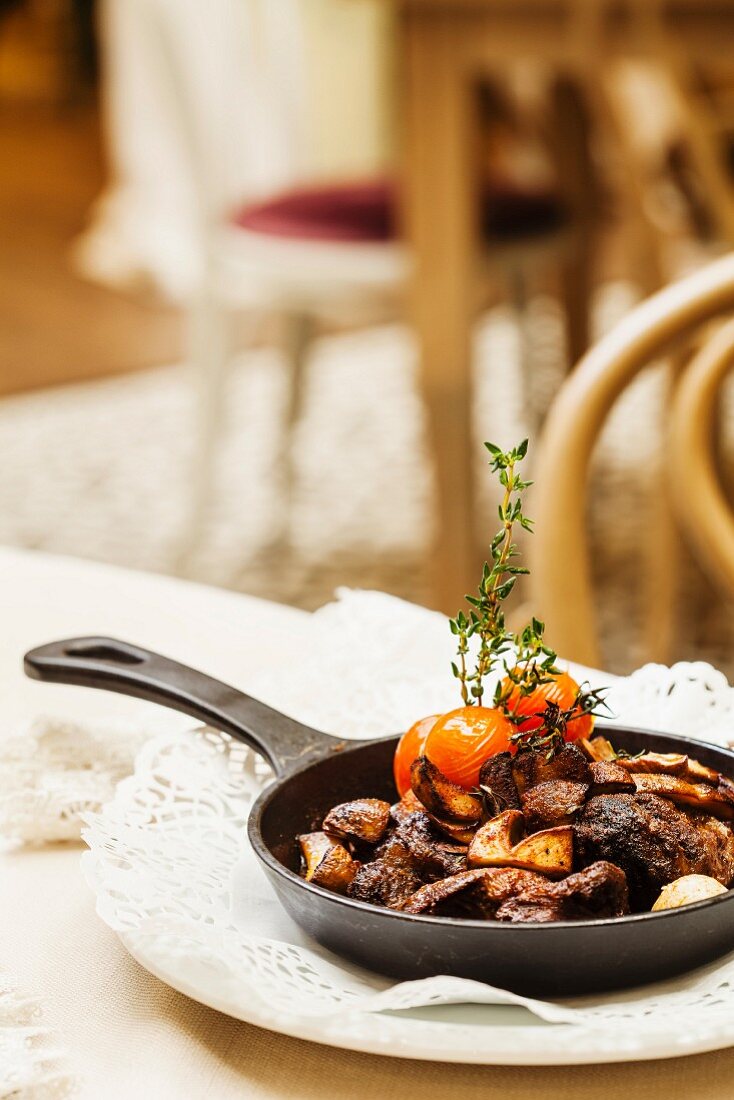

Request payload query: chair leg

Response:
[279,311,314,532]
[507,263,539,433]
[176,289,234,574]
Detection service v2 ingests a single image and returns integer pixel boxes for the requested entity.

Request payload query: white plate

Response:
[82,714,734,1068]
[119,932,734,1064]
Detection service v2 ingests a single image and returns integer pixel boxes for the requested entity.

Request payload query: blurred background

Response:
[4,0,734,677]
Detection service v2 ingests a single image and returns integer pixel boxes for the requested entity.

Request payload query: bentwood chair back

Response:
[528,252,734,669]
[668,318,734,598]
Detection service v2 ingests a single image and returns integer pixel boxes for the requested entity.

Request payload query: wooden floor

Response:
[0,102,181,396]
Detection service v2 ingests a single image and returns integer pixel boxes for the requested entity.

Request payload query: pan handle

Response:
[23,636,344,776]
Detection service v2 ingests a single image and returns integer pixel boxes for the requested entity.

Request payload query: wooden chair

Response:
[668,318,734,597]
[528,252,734,669]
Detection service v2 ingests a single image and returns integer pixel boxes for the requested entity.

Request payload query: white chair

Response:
[134,0,582,576]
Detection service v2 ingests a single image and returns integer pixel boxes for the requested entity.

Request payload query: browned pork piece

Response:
[480,743,591,830]
[494,861,629,923]
[323,798,392,844]
[521,780,590,831]
[479,752,521,812]
[589,760,636,795]
[298,831,360,894]
[400,861,629,921]
[348,811,467,909]
[511,742,591,795]
[410,756,483,823]
[576,792,734,908]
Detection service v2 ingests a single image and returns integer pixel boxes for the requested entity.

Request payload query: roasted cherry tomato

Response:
[393,714,440,796]
[423,706,513,789]
[502,670,594,742]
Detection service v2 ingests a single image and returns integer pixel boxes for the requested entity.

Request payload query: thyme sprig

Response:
[509,685,611,759]
[449,440,532,706]
[448,438,608,759]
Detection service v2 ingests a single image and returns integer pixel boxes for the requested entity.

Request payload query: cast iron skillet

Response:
[24,635,734,997]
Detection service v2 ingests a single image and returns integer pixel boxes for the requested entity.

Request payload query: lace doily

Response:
[79,591,734,1062]
[0,969,75,1099]
[0,716,152,844]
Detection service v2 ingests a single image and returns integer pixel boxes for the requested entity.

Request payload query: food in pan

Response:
[297,440,734,921]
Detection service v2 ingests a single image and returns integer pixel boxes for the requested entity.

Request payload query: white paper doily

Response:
[81,592,734,1064]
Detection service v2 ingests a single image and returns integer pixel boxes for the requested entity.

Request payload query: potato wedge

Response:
[687,757,721,785]
[467,810,573,877]
[631,773,734,820]
[652,874,727,911]
[578,736,616,763]
[298,831,360,893]
[510,827,574,877]
[410,755,483,823]
[467,809,524,863]
[323,798,391,844]
[616,752,689,777]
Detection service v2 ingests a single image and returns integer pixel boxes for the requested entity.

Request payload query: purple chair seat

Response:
[232,178,566,246]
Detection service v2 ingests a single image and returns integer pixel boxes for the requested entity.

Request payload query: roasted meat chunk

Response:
[348,858,423,909]
[323,798,391,844]
[347,810,467,909]
[390,811,467,878]
[512,743,591,796]
[589,760,636,795]
[576,792,734,908]
[400,861,628,921]
[479,752,521,812]
[494,861,629,923]
[521,779,589,830]
[399,867,548,916]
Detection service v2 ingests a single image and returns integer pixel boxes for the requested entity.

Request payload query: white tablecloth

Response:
[2,547,734,1097]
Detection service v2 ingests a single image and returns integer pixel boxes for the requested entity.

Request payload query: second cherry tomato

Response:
[424,706,513,789]
[503,670,593,741]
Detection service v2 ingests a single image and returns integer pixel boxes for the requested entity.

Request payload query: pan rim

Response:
[249,724,734,932]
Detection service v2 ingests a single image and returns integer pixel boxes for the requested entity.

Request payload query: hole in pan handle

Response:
[23,636,342,775]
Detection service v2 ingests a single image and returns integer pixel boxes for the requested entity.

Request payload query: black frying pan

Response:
[24,636,734,998]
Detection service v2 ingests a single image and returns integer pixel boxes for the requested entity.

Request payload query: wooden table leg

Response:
[548,74,597,369]
[400,10,478,614]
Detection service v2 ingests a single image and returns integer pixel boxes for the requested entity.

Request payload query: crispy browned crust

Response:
[399,867,546,915]
[323,798,392,844]
[410,756,483,823]
[479,752,521,811]
[589,760,636,795]
[494,861,629,923]
[400,861,628,921]
[512,743,591,796]
[576,792,734,908]
[521,779,589,830]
